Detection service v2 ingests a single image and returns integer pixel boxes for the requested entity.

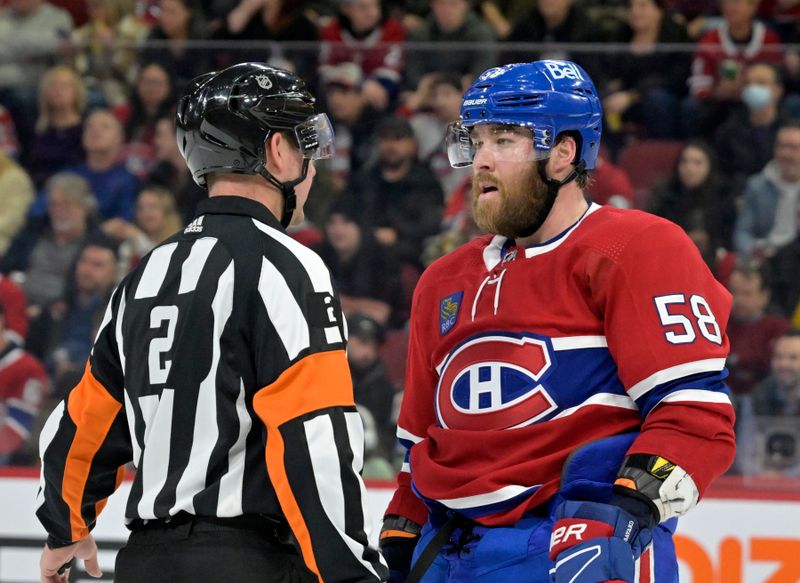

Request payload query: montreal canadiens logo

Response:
[435,332,557,430]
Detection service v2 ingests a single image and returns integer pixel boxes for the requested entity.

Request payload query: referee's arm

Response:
[251,253,388,582]
[36,284,133,548]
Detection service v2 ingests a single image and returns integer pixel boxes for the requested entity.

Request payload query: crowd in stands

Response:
[1,0,800,480]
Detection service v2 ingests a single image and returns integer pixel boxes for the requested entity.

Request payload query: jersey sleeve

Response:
[250,250,387,583]
[36,284,133,548]
[590,219,736,495]
[384,282,436,526]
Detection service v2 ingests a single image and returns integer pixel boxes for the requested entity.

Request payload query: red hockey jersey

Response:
[0,346,48,457]
[386,204,736,527]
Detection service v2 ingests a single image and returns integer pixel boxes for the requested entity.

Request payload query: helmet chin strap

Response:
[516,159,585,238]
[256,158,310,228]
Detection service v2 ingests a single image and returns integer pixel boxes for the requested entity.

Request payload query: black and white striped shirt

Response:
[37,196,388,582]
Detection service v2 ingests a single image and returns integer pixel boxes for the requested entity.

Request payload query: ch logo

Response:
[435,332,557,430]
[255,74,272,90]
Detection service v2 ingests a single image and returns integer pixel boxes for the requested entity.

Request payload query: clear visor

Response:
[295,113,335,160]
[445,121,548,168]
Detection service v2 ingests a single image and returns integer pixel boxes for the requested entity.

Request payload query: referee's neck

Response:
[208,176,283,222]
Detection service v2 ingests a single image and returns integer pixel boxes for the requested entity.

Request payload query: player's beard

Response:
[471,162,550,239]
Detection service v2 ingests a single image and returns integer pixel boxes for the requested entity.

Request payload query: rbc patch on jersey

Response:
[440,292,464,335]
[435,332,558,430]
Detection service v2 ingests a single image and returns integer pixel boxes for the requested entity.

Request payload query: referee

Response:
[37,63,388,583]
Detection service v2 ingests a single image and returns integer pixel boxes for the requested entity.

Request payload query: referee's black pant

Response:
[114,514,315,583]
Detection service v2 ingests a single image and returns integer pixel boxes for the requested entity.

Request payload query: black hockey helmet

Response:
[176,62,334,227]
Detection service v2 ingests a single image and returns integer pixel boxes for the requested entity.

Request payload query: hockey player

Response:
[380,60,736,583]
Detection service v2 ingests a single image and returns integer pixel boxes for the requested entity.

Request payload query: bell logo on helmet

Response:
[255,74,273,90]
[543,61,585,81]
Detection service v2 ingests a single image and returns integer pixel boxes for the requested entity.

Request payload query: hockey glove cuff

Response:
[549,501,652,583]
[380,515,421,583]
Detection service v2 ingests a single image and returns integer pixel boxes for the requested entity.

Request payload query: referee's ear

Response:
[264,132,296,182]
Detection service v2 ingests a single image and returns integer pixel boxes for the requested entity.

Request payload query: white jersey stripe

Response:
[524,203,601,259]
[134,243,178,299]
[217,379,253,517]
[551,336,608,350]
[137,389,174,519]
[396,427,424,444]
[171,261,234,515]
[36,401,65,508]
[258,257,310,361]
[252,219,335,294]
[656,389,732,407]
[628,358,727,400]
[179,237,218,294]
[115,289,127,375]
[123,391,142,467]
[437,483,540,510]
[304,415,381,579]
[552,393,638,420]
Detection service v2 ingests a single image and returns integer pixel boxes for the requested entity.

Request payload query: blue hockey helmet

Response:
[446,60,603,170]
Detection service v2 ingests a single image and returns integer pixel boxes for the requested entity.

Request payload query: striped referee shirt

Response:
[36,196,388,582]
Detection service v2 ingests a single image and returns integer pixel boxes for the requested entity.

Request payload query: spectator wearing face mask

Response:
[715,62,789,197]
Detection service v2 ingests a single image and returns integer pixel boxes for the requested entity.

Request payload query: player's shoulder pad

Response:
[577,207,693,260]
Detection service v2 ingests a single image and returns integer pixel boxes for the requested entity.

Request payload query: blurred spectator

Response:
[503,0,600,64]
[0,172,97,319]
[346,313,397,457]
[585,148,635,209]
[147,115,206,222]
[686,0,782,136]
[0,0,74,157]
[649,140,736,252]
[0,151,35,257]
[752,329,800,415]
[714,62,788,196]
[319,0,406,110]
[118,62,173,145]
[405,0,495,90]
[408,72,471,197]
[319,62,386,195]
[102,185,183,280]
[71,0,148,107]
[44,238,118,394]
[356,404,396,478]
[421,176,484,267]
[600,0,690,141]
[139,0,211,93]
[67,108,139,220]
[734,329,800,476]
[351,116,444,268]
[734,121,800,259]
[0,299,48,466]
[0,104,20,158]
[213,0,317,79]
[0,274,28,346]
[726,265,791,395]
[27,65,87,189]
[479,0,532,40]
[314,197,404,327]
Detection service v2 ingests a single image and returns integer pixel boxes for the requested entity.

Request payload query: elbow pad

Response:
[614,454,699,523]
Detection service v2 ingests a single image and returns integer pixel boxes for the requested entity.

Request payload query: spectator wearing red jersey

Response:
[319,0,406,110]
[0,274,28,346]
[0,299,48,466]
[686,0,782,135]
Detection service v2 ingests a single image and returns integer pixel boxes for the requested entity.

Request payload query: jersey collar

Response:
[482,202,601,271]
[194,195,285,231]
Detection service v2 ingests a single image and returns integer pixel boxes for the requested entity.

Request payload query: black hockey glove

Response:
[379,515,421,583]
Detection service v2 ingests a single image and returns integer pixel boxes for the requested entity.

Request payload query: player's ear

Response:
[550,134,577,177]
